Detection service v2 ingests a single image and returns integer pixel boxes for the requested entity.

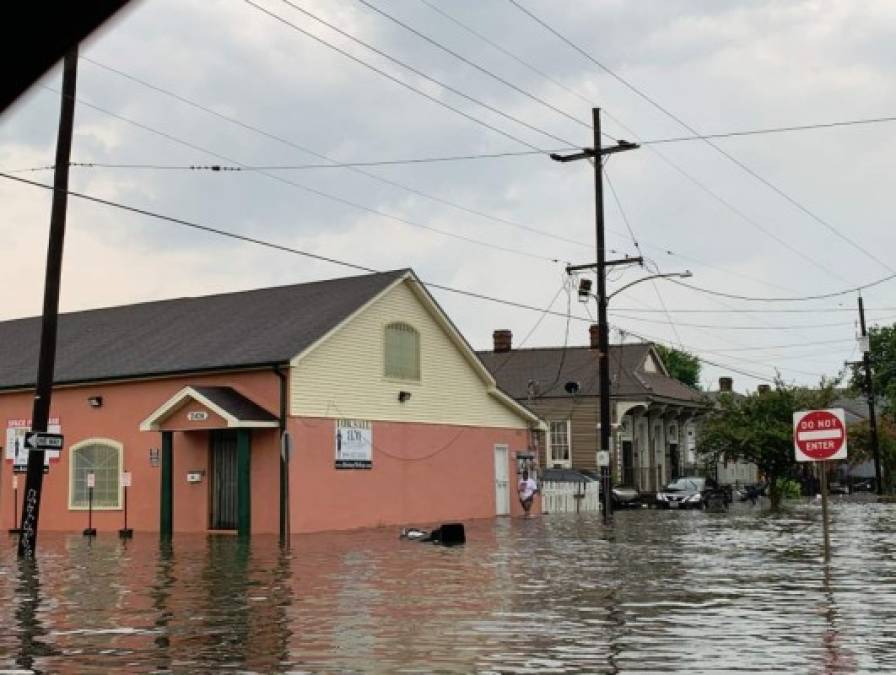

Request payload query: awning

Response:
[139,385,279,432]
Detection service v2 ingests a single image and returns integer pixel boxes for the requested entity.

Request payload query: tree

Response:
[697,380,836,508]
[655,344,701,388]
[849,323,896,417]
[847,416,896,492]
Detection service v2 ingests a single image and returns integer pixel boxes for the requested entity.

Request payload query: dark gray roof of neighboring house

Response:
[477,343,705,405]
[0,269,408,390]
[192,386,279,422]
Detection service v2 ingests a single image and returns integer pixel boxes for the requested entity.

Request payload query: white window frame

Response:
[383,321,421,381]
[547,419,572,468]
[68,438,124,510]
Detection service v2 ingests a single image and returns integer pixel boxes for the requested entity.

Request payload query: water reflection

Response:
[0,501,894,672]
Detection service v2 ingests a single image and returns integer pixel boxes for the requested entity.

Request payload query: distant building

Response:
[478,325,707,496]
[700,377,759,486]
[0,269,543,535]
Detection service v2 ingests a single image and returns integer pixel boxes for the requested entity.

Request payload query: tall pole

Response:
[18,47,78,558]
[858,295,883,495]
[594,108,613,523]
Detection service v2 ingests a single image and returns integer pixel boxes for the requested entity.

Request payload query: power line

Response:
[246,0,577,150]
[609,312,877,331]
[353,0,594,133]
[640,115,896,145]
[603,166,685,349]
[703,338,855,353]
[1,170,781,383]
[507,0,893,276]
[80,57,590,252]
[44,86,562,264]
[668,275,896,303]
[441,2,850,288]
[609,307,896,314]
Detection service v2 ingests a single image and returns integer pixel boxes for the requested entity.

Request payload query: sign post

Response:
[794,408,848,561]
[9,475,22,535]
[83,472,96,537]
[118,471,133,539]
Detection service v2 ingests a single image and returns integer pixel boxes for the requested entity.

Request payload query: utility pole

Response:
[18,47,78,558]
[858,295,883,495]
[552,109,639,523]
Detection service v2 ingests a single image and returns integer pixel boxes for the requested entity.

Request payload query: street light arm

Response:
[607,271,692,302]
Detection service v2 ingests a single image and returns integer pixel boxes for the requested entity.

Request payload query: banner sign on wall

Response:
[5,418,62,473]
[335,419,373,469]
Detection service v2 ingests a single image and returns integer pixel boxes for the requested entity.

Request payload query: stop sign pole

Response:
[794,408,848,561]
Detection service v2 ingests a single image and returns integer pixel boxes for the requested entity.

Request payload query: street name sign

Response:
[793,408,847,462]
[23,432,64,452]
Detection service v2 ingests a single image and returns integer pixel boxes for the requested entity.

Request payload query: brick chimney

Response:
[493,329,512,353]
[757,384,771,394]
[718,376,733,392]
[589,324,601,349]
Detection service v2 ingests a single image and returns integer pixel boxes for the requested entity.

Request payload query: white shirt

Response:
[519,477,538,500]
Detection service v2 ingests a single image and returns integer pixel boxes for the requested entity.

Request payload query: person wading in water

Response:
[518,470,538,517]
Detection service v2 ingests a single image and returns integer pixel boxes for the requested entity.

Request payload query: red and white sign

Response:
[86,473,96,489]
[120,471,132,488]
[793,408,847,462]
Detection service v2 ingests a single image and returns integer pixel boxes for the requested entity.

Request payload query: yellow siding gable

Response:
[289,279,529,429]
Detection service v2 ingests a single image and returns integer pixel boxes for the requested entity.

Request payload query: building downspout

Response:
[274,366,289,546]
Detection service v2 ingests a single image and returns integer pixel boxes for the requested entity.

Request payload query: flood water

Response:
[1,500,894,673]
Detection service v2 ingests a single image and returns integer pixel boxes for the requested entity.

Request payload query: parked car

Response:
[611,485,641,508]
[829,481,850,495]
[656,477,708,509]
[851,478,874,492]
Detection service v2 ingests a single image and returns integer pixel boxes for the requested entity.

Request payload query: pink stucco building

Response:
[0,270,542,536]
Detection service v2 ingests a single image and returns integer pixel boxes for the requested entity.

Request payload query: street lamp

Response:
[607,271,693,301]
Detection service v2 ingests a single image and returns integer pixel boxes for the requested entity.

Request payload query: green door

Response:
[210,431,238,530]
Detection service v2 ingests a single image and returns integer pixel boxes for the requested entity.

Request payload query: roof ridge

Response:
[0,268,409,326]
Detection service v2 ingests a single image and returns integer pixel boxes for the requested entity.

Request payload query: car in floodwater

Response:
[656,477,708,509]
[611,485,642,508]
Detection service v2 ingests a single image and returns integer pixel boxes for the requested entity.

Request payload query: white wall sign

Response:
[187,411,209,422]
[86,473,96,489]
[335,419,373,469]
[5,418,62,472]
[120,471,132,487]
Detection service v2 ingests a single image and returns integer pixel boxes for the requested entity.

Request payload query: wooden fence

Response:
[540,480,601,514]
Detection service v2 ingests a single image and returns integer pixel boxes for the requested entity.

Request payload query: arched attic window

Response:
[384,322,420,380]
[69,438,123,509]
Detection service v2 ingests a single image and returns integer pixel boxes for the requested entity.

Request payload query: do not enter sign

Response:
[793,408,848,462]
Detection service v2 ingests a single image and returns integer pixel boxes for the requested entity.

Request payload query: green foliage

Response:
[849,323,896,416]
[697,379,837,508]
[655,344,701,388]
[847,415,896,492]
[775,478,802,500]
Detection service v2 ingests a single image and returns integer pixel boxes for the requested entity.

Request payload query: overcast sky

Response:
[2,0,895,392]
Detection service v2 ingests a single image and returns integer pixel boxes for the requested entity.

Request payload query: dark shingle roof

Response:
[0,270,407,389]
[477,343,705,405]
[192,386,279,422]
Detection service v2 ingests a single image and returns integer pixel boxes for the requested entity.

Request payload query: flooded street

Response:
[1,501,895,673]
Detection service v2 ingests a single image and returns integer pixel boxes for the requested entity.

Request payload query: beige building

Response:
[478,326,707,493]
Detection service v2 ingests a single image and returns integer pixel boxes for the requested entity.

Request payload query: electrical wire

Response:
[248,0,578,150]
[507,0,894,276]
[80,57,588,251]
[603,167,685,350]
[44,86,563,264]
[607,312,886,331]
[0,169,783,383]
[354,0,593,132]
[668,276,896,303]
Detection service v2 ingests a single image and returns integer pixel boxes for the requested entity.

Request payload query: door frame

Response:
[494,444,510,516]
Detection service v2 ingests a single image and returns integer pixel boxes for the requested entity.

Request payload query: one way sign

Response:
[24,431,64,452]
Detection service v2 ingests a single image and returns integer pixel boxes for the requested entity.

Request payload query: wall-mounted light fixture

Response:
[398,391,412,403]
[87,396,103,408]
